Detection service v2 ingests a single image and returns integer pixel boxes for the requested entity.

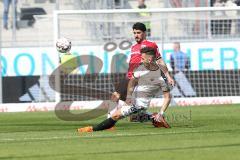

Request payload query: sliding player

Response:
[78,47,171,132]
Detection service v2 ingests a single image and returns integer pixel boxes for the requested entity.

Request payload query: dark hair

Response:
[132,22,146,32]
[173,42,181,48]
[173,42,180,45]
[140,47,155,57]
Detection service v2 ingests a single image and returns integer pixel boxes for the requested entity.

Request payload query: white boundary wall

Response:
[0,97,238,113]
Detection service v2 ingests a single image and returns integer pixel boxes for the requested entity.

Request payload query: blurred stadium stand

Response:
[3,0,234,48]
[0,0,185,47]
[0,0,165,47]
[3,0,239,48]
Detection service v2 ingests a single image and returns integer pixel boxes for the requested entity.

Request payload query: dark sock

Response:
[93,118,117,131]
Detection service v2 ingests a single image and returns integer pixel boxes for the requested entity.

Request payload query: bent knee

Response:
[164,92,172,100]
[111,110,122,120]
[111,114,121,121]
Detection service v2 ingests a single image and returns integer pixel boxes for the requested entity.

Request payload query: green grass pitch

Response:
[0,104,240,160]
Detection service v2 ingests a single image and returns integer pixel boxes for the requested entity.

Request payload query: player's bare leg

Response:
[107,92,120,119]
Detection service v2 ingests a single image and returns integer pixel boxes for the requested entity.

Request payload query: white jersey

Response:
[133,64,169,95]
[130,64,170,109]
[115,64,170,117]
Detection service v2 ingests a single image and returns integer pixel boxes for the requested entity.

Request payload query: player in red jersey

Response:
[128,22,174,85]
[111,22,174,98]
[110,22,174,114]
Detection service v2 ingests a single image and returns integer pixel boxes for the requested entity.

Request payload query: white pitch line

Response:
[0,132,172,142]
[0,136,80,142]
[0,129,234,142]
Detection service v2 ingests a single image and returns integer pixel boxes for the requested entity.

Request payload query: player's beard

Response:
[135,37,141,43]
[135,36,145,43]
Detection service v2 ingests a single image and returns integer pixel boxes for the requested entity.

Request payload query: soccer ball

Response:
[56,37,71,53]
[151,112,164,128]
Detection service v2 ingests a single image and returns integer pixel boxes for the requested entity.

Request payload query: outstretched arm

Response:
[126,78,138,104]
[156,58,175,86]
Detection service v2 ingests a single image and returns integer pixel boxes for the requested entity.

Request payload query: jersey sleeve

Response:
[127,46,141,79]
[154,43,161,59]
[127,59,141,79]
[132,70,140,79]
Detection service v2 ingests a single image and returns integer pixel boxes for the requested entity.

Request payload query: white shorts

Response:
[119,99,148,117]
[108,88,155,118]
[108,99,148,118]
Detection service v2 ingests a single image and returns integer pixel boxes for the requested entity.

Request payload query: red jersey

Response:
[127,40,161,79]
